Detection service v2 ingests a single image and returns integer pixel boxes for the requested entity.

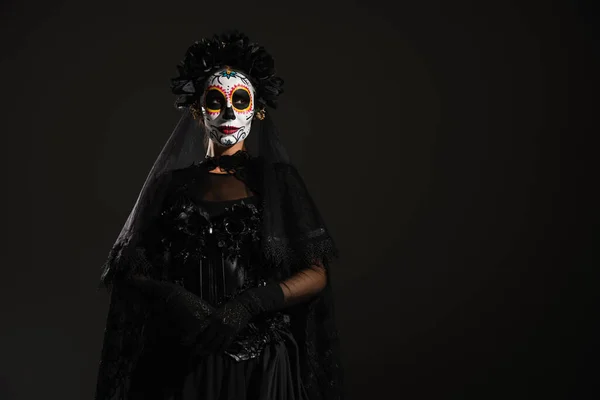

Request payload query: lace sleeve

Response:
[279,263,327,307]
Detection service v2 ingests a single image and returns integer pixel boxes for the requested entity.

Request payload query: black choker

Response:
[204,150,251,173]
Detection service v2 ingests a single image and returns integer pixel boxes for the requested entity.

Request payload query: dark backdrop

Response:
[0,0,597,399]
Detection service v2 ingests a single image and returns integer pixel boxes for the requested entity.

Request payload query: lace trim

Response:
[95,284,151,400]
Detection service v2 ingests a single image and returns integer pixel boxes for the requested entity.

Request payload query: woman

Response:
[94,31,343,400]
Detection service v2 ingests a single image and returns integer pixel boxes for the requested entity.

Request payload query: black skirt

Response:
[128,327,307,400]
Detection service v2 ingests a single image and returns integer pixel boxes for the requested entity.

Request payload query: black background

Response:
[0,0,597,399]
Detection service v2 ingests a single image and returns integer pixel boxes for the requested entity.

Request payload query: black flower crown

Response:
[170,30,284,111]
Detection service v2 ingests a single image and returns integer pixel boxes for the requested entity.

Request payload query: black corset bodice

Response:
[159,194,265,307]
[150,170,291,362]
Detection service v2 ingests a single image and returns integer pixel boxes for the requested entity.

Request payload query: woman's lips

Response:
[217,126,240,135]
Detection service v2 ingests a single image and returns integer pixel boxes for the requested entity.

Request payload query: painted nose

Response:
[223,106,235,120]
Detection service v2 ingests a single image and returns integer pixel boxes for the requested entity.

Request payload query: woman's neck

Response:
[211,141,245,157]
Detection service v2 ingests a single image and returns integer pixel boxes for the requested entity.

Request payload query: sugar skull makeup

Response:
[201,67,255,147]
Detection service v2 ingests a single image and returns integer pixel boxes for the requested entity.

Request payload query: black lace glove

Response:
[196,282,285,353]
[124,275,215,346]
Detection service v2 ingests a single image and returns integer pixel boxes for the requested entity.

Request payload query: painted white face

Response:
[201,67,255,147]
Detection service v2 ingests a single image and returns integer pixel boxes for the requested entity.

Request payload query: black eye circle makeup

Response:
[205,89,226,112]
[232,88,251,111]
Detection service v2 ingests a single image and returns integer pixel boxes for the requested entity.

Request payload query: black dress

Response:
[127,168,308,400]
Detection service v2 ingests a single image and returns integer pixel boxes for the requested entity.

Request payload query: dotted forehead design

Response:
[206,69,252,96]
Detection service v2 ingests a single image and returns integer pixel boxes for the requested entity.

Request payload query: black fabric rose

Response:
[204,149,251,173]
